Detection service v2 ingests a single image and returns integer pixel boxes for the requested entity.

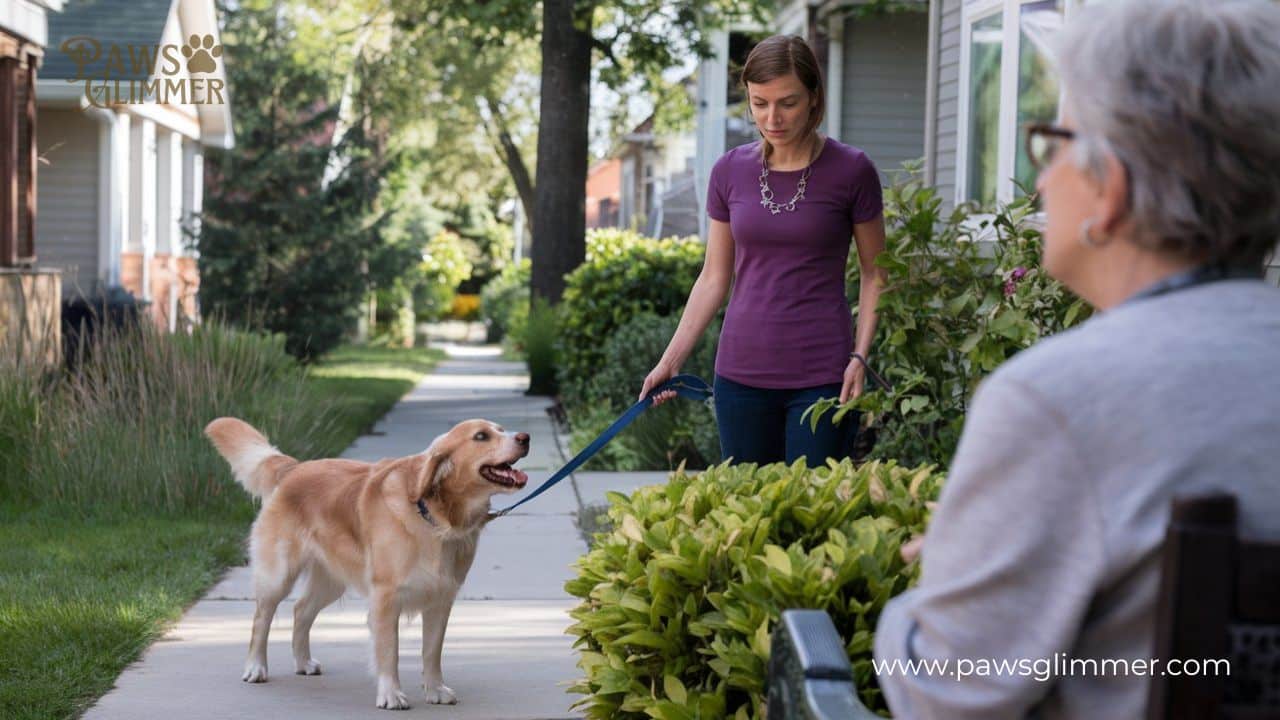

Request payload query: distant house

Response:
[0,0,63,368]
[587,113,702,239]
[585,156,620,230]
[36,0,234,330]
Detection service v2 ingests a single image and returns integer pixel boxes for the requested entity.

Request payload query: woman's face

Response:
[1036,106,1097,290]
[746,73,816,149]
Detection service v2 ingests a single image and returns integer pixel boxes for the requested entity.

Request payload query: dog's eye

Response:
[473,431,488,442]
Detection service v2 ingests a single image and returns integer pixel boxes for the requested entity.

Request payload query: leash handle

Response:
[849,353,893,393]
[490,374,713,518]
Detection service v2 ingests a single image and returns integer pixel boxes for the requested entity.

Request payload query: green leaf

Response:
[621,514,645,543]
[763,545,791,575]
[664,674,687,705]
[615,630,673,651]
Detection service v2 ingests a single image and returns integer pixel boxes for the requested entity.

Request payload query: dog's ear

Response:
[410,450,452,502]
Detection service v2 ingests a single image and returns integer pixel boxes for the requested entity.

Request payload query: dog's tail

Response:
[204,417,297,499]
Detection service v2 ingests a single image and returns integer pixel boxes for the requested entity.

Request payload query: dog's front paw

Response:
[424,684,457,705]
[241,660,268,683]
[375,687,410,710]
[295,658,322,675]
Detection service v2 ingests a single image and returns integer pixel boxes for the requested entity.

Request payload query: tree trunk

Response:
[482,94,536,237]
[531,0,592,305]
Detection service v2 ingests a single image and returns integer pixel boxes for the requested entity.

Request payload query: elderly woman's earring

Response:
[1079,218,1108,247]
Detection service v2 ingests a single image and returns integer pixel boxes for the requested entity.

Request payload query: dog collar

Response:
[416,498,438,526]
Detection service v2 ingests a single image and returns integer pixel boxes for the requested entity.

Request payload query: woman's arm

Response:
[639,218,734,404]
[874,374,1104,718]
[841,214,888,403]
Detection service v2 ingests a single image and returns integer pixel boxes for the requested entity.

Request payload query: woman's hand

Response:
[900,534,925,564]
[639,359,680,406]
[840,356,867,404]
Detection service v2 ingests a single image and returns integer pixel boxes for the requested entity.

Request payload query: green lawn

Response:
[0,510,247,720]
[306,344,447,437]
[0,343,444,720]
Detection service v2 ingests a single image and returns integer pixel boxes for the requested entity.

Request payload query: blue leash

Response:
[490,374,713,518]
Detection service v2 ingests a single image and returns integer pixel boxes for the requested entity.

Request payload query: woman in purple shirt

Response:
[639,35,888,467]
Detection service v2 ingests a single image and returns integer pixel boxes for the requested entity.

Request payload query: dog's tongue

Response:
[494,465,528,487]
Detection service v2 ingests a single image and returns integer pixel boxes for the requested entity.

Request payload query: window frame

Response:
[955,0,1090,209]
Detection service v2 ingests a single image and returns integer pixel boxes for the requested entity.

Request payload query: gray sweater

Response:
[873,279,1280,720]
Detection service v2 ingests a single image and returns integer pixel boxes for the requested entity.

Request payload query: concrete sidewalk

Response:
[83,341,669,719]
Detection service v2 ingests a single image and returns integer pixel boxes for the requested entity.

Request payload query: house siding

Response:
[35,108,99,297]
[840,9,929,182]
[933,0,962,211]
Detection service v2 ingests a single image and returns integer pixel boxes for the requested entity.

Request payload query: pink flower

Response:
[1003,280,1017,297]
[1011,266,1028,281]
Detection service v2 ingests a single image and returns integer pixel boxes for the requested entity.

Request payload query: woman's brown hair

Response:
[741,35,826,161]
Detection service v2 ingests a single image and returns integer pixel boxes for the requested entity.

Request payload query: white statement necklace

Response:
[758,139,821,214]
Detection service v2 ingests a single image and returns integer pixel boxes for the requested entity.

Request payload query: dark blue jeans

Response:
[713,373,859,468]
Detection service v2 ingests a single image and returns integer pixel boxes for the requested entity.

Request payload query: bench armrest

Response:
[767,609,882,720]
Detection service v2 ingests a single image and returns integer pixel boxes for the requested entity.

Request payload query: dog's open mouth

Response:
[481,462,528,489]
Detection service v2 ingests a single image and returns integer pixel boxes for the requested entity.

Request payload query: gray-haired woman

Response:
[873,1,1280,718]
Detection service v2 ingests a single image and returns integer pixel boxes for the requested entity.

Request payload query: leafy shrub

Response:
[414,230,474,322]
[568,312,721,470]
[525,296,560,395]
[556,229,705,408]
[480,258,531,343]
[566,459,943,718]
[808,178,1091,469]
[373,279,415,348]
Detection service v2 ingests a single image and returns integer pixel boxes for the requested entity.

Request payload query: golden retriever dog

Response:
[204,417,529,710]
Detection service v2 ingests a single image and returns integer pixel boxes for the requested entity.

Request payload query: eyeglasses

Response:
[1025,123,1076,171]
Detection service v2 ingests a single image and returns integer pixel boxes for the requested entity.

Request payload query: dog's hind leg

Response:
[242,545,300,683]
[420,587,460,704]
[292,568,344,675]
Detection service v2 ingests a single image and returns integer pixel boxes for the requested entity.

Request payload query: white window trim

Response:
[955,0,1003,208]
[955,0,1090,210]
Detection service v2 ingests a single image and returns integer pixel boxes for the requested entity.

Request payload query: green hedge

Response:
[566,459,943,719]
[479,257,531,343]
[556,229,705,409]
[568,311,721,471]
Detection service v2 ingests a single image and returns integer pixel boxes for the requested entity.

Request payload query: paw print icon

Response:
[182,34,222,74]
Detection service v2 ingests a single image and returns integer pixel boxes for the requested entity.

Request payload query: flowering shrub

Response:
[807,176,1091,469]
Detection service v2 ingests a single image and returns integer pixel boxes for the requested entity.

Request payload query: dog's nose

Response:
[515,432,530,446]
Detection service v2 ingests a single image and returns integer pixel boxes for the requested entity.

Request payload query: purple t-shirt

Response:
[707,138,882,389]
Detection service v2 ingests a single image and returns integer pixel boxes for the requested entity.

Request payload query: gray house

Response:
[36,0,234,329]
[924,0,1275,284]
[695,0,1279,284]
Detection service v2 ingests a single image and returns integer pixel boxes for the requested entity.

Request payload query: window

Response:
[1014,1,1064,197]
[959,0,1083,207]
[965,12,1003,206]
